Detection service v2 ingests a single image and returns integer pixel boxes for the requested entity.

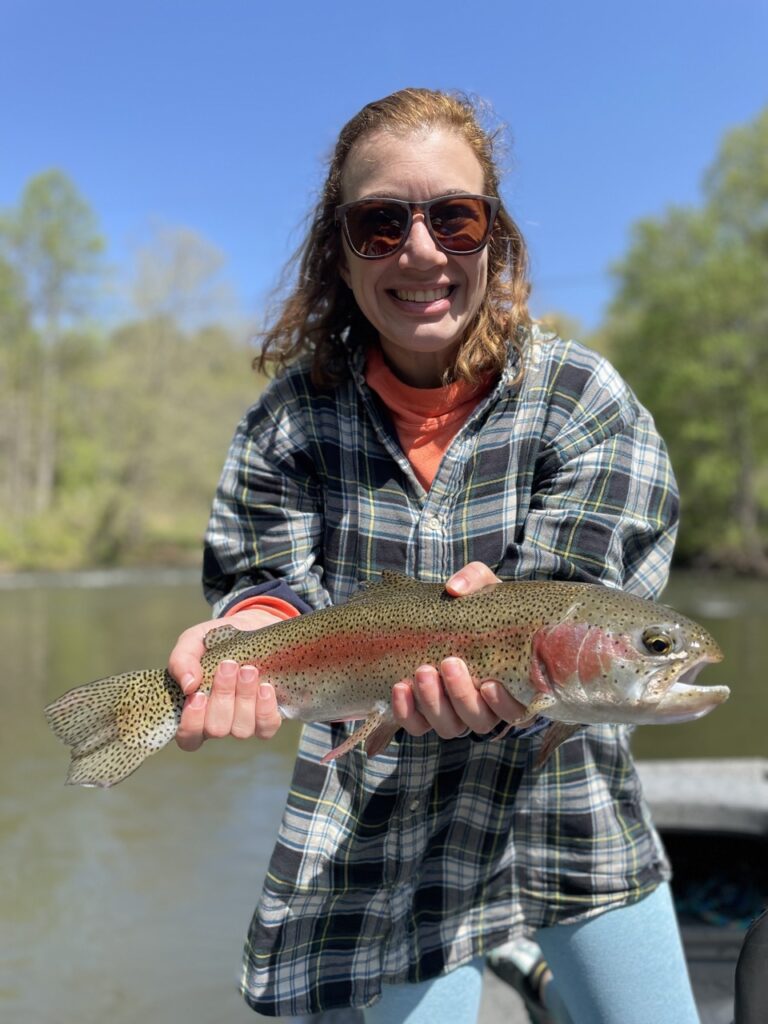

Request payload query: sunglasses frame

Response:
[335,193,501,260]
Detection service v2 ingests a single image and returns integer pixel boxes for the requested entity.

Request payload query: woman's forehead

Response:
[341,128,485,202]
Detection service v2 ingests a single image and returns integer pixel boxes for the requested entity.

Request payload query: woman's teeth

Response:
[394,286,452,302]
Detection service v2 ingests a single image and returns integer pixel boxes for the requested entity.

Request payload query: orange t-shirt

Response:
[365,346,493,490]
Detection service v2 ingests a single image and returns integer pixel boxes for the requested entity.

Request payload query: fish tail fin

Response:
[63,739,152,788]
[45,669,181,788]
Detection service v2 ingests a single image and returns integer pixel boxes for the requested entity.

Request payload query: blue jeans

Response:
[535,880,700,1024]
[357,881,699,1023]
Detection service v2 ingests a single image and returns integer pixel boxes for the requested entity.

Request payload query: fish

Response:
[45,572,729,788]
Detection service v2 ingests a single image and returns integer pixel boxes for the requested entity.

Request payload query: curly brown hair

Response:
[256,88,531,387]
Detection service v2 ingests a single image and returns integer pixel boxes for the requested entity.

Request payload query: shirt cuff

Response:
[218,579,313,618]
[224,595,301,620]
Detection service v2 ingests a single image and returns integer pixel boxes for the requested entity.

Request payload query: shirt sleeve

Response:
[202,374,332,617]
[505,343,679,599]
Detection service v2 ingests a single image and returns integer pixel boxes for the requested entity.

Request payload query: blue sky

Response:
[2,0,766,331]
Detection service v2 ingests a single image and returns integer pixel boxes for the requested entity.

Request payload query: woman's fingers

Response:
[392,680,432,736]
[412,664,467,739]
[204,660,239,737]
[175,662,282,751]
[480,680,529,723]
[393,660,503,738]
[231,665,259,738]
[253,682,282,740]
[439,657,501,733]
[168,608,281,696]
[392,658,530,739]
[176,691,208,751]
[168,625,209,694]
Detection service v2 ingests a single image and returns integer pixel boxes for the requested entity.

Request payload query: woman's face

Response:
[339,128,489,387]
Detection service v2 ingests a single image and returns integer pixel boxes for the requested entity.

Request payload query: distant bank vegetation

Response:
[1,108,766,574]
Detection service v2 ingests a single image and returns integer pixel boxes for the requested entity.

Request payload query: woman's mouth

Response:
[393,286,452,302]
[388,285,455,312]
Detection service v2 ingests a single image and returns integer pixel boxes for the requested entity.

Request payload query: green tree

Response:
[0,171,103,515]
[605,109,768,571]
[0,255,38,560]
[0,178,264,571]
[51,226,257,568]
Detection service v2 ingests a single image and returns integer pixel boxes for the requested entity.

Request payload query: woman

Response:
[169,89,699,1024]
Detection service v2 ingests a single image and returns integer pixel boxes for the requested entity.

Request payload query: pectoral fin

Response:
[489,693,557,743]
[321,711,390,763]
[534,722,583,768]
[364,722,401,758]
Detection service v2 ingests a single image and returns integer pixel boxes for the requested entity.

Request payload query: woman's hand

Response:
[391,562,528,738]
[169,608,284,751]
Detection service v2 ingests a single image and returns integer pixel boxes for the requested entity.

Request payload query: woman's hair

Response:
[256,87,531,386]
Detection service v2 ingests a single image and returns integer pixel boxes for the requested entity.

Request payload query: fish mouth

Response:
[654,657,730,723]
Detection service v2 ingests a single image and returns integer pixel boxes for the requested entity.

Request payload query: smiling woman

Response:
[253,87,531,391]
[163,88,699,1024]
[336,131,491,386]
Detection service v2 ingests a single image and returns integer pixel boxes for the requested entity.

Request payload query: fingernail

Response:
[220,660,238,677]
[451,576,468,593]
[240,665,257,683]
[258,683,273,700]
[188,692,206,709]
[180,673,196,694]
[442,657,462,677]
[481,681,501,701]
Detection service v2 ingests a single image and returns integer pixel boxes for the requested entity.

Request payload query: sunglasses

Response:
[335,193,500,259]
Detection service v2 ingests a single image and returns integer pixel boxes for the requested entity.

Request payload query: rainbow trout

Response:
[45,573,729,788]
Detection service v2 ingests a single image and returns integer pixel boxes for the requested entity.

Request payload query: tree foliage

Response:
[0,171,105,518]
[605,108,768,571]
[2,170,103,323]
[1,111,767,572]
[0,182,262,570]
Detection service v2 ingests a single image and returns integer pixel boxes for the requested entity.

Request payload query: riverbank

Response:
[0,564,199,590]
[2,557,767,583]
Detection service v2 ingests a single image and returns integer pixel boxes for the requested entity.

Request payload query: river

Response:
[1,569,764,1022]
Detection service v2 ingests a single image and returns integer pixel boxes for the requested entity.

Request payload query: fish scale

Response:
[45,573,729,787]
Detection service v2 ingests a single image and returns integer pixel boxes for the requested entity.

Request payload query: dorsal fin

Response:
[202,624,242,650]
[345,571,437,605]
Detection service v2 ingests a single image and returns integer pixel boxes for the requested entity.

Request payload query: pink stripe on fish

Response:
[257,627,524,677]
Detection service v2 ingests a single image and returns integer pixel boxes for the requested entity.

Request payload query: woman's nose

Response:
[398,214,448,267]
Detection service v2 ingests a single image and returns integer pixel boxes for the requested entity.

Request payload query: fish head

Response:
[529,586,729,725]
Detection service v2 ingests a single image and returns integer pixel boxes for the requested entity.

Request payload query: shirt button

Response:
[409,798,420,811]
[427,516,441,530]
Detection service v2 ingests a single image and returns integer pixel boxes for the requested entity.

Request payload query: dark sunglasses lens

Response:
[429,197,492,252]
[344,201,408,257]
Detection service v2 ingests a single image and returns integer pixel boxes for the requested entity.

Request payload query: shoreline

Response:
[0,563,761,589]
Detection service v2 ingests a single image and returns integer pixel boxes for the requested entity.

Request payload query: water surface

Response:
[1,570,764,1022]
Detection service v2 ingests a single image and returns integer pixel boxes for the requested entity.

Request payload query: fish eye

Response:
[642,630,674,656]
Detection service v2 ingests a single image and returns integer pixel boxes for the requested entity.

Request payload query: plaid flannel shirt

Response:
[202,331,678,1016]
